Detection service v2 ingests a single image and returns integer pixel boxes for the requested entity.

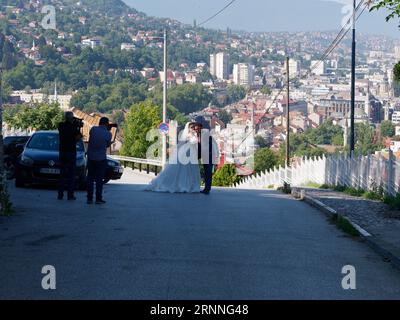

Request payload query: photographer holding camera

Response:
[58,111,83,200]
[86,117,112,204]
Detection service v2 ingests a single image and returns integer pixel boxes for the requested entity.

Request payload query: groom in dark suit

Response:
[194,116,217,195]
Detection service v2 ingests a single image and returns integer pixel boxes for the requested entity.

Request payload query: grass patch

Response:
[363,190,383,201]
[331,185,365,197]
[330,214,359,237]
[383,194,400,210]
[343,187,365,197]
[305,182,321,188]
[333,185,347,192]
[319,184,331,189]
[330,184,387,202]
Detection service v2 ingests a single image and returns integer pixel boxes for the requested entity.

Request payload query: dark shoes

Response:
[200,190,210,195]
[87,198,106,204]
[58,194,76,200]
[87,196,105,204]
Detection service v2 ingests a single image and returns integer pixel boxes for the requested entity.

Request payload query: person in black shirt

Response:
[58,112,82,200]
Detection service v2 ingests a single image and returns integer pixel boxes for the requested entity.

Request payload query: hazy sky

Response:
[123,0,400,38]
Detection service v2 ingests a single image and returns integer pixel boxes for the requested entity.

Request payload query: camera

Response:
[72,117,84,128]
[107,123,118,131]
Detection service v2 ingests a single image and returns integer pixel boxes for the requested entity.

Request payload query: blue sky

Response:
[123,0,400,38]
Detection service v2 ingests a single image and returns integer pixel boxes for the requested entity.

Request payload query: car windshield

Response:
[27,133,84,152]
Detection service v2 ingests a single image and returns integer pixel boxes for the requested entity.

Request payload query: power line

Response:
[197,0,237,27]
[232,0,368,157]
[308,0,366,76]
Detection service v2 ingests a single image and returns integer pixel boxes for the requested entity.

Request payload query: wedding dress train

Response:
[146,123,201,193]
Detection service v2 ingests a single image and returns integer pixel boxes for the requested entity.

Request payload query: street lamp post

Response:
[286,57,290,167]
[143,29,168,168]
[350,0,356,156]
[162,28,167,169]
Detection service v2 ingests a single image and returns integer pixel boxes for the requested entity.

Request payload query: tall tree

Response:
[227,85,246,104]
[380,120,395,137]
[1,40,16,71]
[4,103,63,130]
[212,164,241,187]
[254,148,280,173]
[120,101,161,158]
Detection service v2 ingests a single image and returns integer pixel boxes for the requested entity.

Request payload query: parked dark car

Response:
[14,131,124,188]
[105,157,124,184]
[3,135,30,180]
[15,131,87,189]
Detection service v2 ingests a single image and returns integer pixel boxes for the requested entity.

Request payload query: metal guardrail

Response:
[110,155,162,175]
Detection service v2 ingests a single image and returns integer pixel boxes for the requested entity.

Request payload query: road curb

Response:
[292,188,400,271]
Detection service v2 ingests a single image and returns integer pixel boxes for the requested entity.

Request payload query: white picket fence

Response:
[235,151,400,196]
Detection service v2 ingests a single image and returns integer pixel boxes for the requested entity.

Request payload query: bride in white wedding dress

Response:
[146,122,201,193]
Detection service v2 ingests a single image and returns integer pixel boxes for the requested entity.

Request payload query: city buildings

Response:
[10,90,72,111]
[210,52,230,80]
[287,59,300,78]
[233,63,255,87]
[311,60,326,76]
[392,111,400,125]
[81,37,103,49]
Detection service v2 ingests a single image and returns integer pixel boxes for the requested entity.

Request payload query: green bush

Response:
[306,182,321,188]
[319,184,331,189]
[254,148,279,173]
[383,194,400,210]
[212,164,241,187]
[333,185,346,192]
[344,187,365,197]
[331,214,359,237]
[363,191,383,201]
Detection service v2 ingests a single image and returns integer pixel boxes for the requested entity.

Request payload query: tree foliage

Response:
[212,164,241,187]
[227,85,246,104]
[371,0,400,23]
[278,120,344,160]
[254,148,280,173]
[279,133,326,160]
[167,83,212,114]
[353,123,382,155]
[217,110,232,125]
[372,1,400,82]
[254,135,270,148]
[4,103,63,130]
[120,101,161,158]
[304,119,343,145]
[380,120,395,137]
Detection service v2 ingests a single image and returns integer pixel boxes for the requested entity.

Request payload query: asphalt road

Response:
[1,169,400,299]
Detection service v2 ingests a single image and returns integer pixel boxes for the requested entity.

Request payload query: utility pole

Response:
[162,28,168,169]
[286,57,290,167]
[350,0,356,156]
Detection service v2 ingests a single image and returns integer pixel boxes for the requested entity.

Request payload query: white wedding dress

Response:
[146,123,201,193]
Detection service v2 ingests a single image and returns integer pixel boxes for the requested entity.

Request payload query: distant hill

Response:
[61,0,136,16]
